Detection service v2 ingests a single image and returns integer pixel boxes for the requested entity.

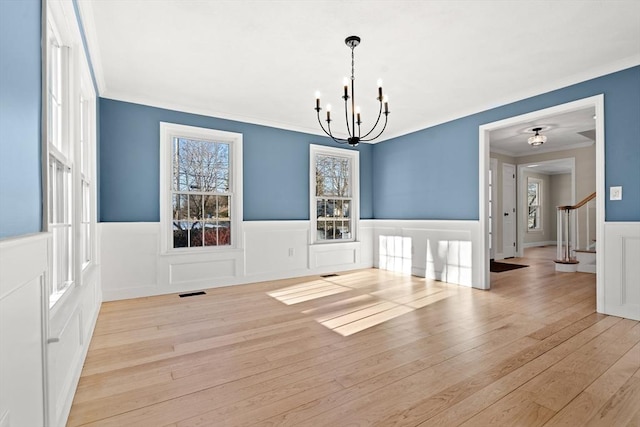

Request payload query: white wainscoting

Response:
[100,221,375,301]
[372,220,483,288]
[48,261,101,427]
[0,234,48,427]
[0,233,101,427]
[602,222,640,320]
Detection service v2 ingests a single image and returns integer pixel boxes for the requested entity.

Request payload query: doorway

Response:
[478,95,604,298]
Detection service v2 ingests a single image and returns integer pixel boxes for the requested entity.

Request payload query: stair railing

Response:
[556,192,596,263]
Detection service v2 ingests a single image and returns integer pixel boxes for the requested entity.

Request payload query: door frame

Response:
[478,94,604,311]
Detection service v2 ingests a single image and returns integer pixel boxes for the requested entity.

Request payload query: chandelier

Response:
[314,36,389,146]
[528,127,547,146]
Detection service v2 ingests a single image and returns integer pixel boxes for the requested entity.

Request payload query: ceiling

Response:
[77,0,640,142]
[523,158,574,175]
[490,107,596,157]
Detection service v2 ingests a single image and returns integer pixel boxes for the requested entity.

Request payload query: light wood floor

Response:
[68,247,640,426]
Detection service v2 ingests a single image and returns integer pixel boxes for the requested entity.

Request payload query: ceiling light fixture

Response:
[528,127,547,146]
[314,36,389,147]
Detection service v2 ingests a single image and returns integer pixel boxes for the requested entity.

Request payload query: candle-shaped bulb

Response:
[343,77,349,98]
[383,95,389,114]
[377,78,383,100]
[315,91,321,110]
[356,106,361,124]
[326,103,332,121]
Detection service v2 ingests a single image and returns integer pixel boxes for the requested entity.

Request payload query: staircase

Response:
[555,192,596,273]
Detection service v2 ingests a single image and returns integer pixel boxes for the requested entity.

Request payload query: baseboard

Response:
[523,241,556,248]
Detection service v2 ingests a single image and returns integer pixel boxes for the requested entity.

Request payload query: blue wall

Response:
[99,99,373,221]
[0,0,42,239]
[374,66,640,221]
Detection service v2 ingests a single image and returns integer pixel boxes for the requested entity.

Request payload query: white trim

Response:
[525,176,544,231]
[522,241,557,249]
[159,122,243,254]
[479,95,605,306]
[309,144,360,245]
[73,0,106,94]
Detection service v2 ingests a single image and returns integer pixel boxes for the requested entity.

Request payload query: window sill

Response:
[159,246,244,257]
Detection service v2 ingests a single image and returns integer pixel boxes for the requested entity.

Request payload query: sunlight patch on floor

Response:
[267,271,458,336]
[267,279,351,305]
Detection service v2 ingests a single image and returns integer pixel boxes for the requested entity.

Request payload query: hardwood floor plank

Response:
[67,246,640,427]
[544,342,640,426]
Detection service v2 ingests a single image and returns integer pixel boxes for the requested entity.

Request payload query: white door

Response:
[502,163,516,258]
[489,158,497,259]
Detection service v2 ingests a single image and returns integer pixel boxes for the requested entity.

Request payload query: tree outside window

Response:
[310,144,359,243]
[172,138,231,248]
[528,178,542,230]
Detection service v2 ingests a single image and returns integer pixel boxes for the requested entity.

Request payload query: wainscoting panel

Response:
[0,234,48,427]
[0,233,102,427]
[100,221,375,301]
[100,223,159,297]
[244,221,309,276]
[169,259,236,284]
[372,220,482,288]
[603,222,640,320]
[48,264,101,427]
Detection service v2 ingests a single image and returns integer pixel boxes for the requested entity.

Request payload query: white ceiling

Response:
[490,107,596,157]
[523,158,574,175]
[77,0,640,142]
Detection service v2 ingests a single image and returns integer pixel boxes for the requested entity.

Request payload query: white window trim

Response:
[527,177,543,233]
[159,122,243,254]
[309,144,359,245]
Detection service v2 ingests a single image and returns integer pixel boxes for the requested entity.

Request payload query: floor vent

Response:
[321,273,339,278]
[179,291,206,298]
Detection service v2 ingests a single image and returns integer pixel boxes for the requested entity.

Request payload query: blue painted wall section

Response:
[373,66,640,221]
[0,0,42,239]
[99,99,373,221]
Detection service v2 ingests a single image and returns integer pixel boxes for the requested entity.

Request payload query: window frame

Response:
[309,144,359,244]
[43,3,98,308]
[46,15,75,305]
[159,122,243,254]
[527,177,543,232]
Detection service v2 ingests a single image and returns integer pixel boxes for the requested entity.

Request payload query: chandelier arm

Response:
[360,113,389,142]
[360,101,384,139]
[316,111,347,143]
[324,116,348,144]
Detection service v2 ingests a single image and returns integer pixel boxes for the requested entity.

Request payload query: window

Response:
[310,145,359,243]
[527,177,543,231]
[160,123,243,252]
[47,20,74,301]
[79,96,92,268]
[44,6,97,306]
